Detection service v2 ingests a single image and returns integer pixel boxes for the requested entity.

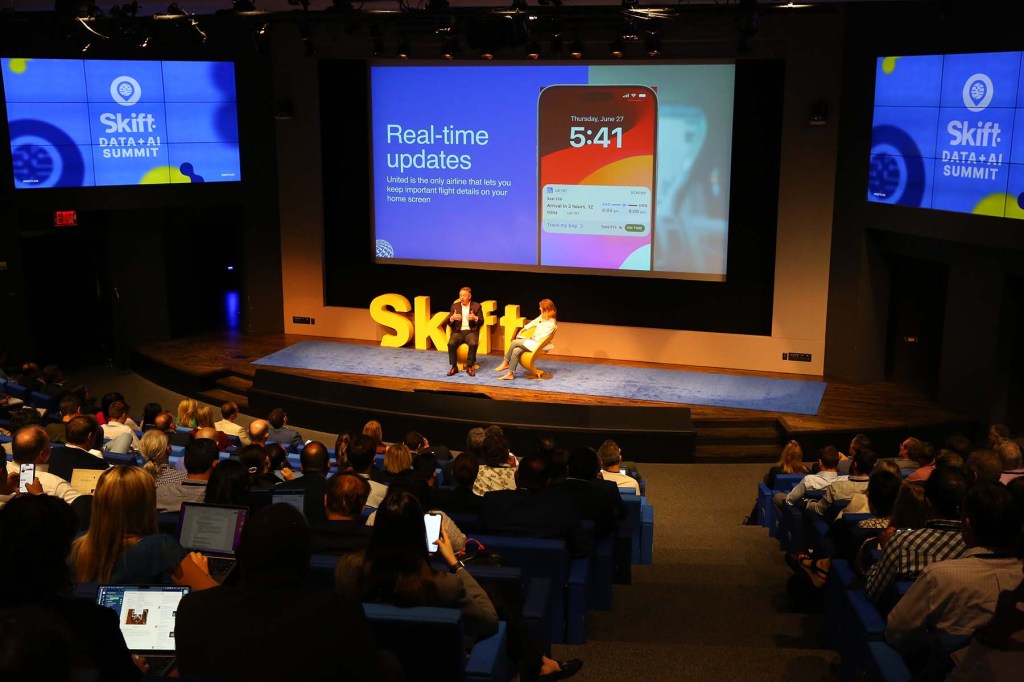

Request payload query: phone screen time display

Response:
[537,84,658,270]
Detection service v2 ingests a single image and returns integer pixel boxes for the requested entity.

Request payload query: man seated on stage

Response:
[446,286,482,377]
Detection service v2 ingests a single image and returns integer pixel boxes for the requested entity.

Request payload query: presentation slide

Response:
[868,51,1024,219]
[370,64,735,279]
[1,58,241,189]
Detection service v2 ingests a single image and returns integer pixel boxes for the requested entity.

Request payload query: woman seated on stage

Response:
[71,466,217,590]
[496,299,557,381]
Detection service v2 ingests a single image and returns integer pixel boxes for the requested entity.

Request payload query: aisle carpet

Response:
[253,341,826,415]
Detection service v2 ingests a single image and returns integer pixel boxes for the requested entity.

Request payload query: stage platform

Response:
[131,332,976,463]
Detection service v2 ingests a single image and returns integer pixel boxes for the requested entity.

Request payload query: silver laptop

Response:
[96,584,189,676]
[271,489,306,518]
[177,502,248,583]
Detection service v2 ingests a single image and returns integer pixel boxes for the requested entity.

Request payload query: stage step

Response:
[215,375,253,393]
[199,388,249,411]
[693,418,783,462]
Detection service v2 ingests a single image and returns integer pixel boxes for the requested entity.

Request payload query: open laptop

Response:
[177,502,248,583]
[271,489,306,518]
[70,468,103,495]
[96,584,189,676]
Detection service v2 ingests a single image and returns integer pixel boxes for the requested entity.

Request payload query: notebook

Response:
[271,489,306,517]
[70,468,103,495]
[177,502,248,583]
[96,584,189,676]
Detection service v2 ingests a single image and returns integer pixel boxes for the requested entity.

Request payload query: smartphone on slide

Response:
[424,512,443,554]
[537,84,658,271]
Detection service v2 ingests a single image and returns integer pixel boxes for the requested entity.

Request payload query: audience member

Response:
[893,437,924,473]
[966,449,1005,485]
[39,365,69,401]
[311,473,373,555]
[214,401,250,445]
[176,398,199,429]
[935,449,965,471]
[139,402,162,431]
[0,494,142,681]
[837,434,872,475]
[267,407,303,451]
[45,394,81,444]
[464,426,486,457]
[154,411,190,447]
[902,439,936,482]
[176,504,394,681]
[781,445,844,508]
[265,442,295,482]
[597,439,640,493]
[237,443,279,491]
[47,415,108,483]
[987,423,1011,448]
[72,466,215,589]
[156,438,219,512]
[866,467,969,605]
[334,432,352,472]
[995,439,1024,484]
[204,459,251,507]
[366,482,468,553]
[376,442,412,485]
[474,433,518,495]
[6,425,79,503]
[550,447,619,537]
[806,448,877,518]
[363,419,387,454]
[482,453,592,557]
[764,440,807,487]
[944,434,974,459]
[887,483,1024,674]
[432,451,484,515]
[349,434,387,508]
[277,441,331,525]
[878,482,929,547]
[101,401,140,453]
[247,418,270,447]
[193,406,231,451]
[139,429,183,489]
[840,459,901,516]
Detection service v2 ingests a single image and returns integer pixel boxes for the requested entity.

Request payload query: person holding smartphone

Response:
[446,286,483,377]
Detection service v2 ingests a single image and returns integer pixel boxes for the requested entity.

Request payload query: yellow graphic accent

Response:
[881,57,900,75]
[139,166,189,184]
[8,59,31,74]
[971,193,1020,219]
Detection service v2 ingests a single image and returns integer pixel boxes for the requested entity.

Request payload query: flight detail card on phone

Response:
[542,184,651,237]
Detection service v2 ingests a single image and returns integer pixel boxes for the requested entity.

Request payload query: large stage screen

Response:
[1,58,241,189]
[370,64,735,281]
[868,51,1024,219]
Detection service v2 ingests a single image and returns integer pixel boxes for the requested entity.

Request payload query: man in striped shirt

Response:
[866,467,969,606]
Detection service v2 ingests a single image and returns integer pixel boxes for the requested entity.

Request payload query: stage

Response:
[131,333,975,463]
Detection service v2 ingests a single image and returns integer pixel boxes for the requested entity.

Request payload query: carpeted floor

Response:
[252,340,828,415]
[70,366,837,681]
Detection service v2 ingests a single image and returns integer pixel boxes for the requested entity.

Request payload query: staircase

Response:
[693,418,784,463]
[199,373,252,411]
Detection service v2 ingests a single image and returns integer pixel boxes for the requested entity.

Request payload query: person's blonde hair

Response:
[775,440,807,474]
[176,398,199,429]
[383,442,412,475]
[362,420,383,445]
[139,429,170,478]
[71,466,158,583]
[196,405,216,429]
[539,299,557,317]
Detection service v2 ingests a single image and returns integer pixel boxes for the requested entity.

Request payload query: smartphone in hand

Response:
[19,463,35,494]
[424,513,442,554]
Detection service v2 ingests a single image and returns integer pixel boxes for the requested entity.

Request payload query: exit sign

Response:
[54,210,77,227]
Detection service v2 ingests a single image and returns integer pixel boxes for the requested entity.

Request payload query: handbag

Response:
[457,538,505,567]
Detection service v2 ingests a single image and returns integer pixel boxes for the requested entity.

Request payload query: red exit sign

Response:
[54,210,77,227]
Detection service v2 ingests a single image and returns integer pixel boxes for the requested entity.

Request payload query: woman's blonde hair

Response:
[775,440,807,474]
[383,442,412,475]
[196,405,216,429]
[71,466,158,583]
[176,398,199,429]
[139,429,170,478]
[539,299,557,317]
[362,420,383,445]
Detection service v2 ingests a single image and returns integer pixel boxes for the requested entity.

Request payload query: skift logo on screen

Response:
[942,72,1002,181]
[98,74,161,158]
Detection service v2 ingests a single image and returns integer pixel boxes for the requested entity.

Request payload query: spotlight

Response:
[480,49,494,60]
[441,36,458,60]
[569,38,583,59]
[609,37,625,58]
[526,40,540,60]
[397,40,410,59]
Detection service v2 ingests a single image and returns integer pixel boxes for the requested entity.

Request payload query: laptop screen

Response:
[272,489,306,517]
[177,503,248,555]
[70,468,102,495]
[96,585,189,652]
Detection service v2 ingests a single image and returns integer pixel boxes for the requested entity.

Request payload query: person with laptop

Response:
[175,504,397,681]
[0,494,145,681]
[47,415,109,483]
[156,438,219,513]
[72,466,216,590]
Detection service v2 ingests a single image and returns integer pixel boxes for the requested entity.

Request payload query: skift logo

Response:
[963,73,993,112]
[110,76,142,106]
